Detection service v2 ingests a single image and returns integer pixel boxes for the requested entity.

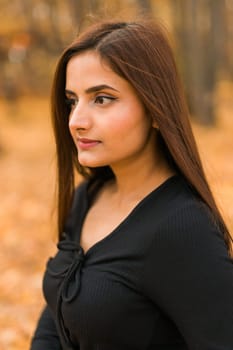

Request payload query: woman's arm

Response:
[142,202,233,349]
[30,305,62,350]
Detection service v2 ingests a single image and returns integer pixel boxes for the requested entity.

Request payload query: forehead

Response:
[67,51,112,78]
[67,50,108,70]
[65,51,125,90]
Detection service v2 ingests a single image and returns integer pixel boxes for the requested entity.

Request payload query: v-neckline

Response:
[76,175,179,257]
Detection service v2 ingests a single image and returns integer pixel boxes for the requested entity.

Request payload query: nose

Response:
[68,102,92,131]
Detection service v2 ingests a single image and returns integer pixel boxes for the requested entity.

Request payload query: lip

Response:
[77,138,101,150]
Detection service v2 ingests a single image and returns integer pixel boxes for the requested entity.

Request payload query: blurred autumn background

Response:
[0,0,233,349]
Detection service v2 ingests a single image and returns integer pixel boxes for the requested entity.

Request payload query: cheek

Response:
[114,107,150,138]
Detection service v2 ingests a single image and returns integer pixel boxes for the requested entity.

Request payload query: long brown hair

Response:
[51,19,232,253]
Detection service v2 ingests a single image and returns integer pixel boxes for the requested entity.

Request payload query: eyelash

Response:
[95,95,116,105]
[65,98,77,108]
[65,95,117,109]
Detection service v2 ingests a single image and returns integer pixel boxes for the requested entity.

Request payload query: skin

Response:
[65,51,173,253]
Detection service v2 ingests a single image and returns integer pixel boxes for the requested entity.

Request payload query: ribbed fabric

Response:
[30,176,233,350]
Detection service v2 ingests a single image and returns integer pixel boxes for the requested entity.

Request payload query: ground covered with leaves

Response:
[0,90,232,349]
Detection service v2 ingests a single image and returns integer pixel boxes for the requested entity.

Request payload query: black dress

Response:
[30,176,233,350]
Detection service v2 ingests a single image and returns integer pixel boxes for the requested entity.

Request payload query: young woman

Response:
[30,19,233,350]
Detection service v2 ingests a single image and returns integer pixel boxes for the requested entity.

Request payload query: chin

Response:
[78,157,107,168]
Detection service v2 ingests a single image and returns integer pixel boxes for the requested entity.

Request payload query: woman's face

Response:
[65,51,158,171]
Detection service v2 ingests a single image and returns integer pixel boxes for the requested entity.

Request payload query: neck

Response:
[109,152,173,200]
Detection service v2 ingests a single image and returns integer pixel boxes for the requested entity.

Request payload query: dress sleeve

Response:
[142,202,233,349]
[30,305,62,350]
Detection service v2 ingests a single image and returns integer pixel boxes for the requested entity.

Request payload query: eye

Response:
[94,95,116,105]
[65,97,78,109]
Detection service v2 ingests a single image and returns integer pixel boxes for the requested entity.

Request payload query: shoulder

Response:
[161,196,216,236]
[156,176,218,229]
[73,179,89,201]
[62,178,103,237]
[141,179,231,297]
[62,180,89,236]
[145,176,227,254]
[69,179,89,216]
[144,175,218,236]
[155,197,224,252]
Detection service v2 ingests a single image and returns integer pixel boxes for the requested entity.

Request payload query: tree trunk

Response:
[172,0,217,125]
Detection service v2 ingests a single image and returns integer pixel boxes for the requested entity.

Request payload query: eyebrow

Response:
[65,84,119,96]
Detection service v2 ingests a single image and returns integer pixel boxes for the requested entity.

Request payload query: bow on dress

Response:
[47,236,84,349]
